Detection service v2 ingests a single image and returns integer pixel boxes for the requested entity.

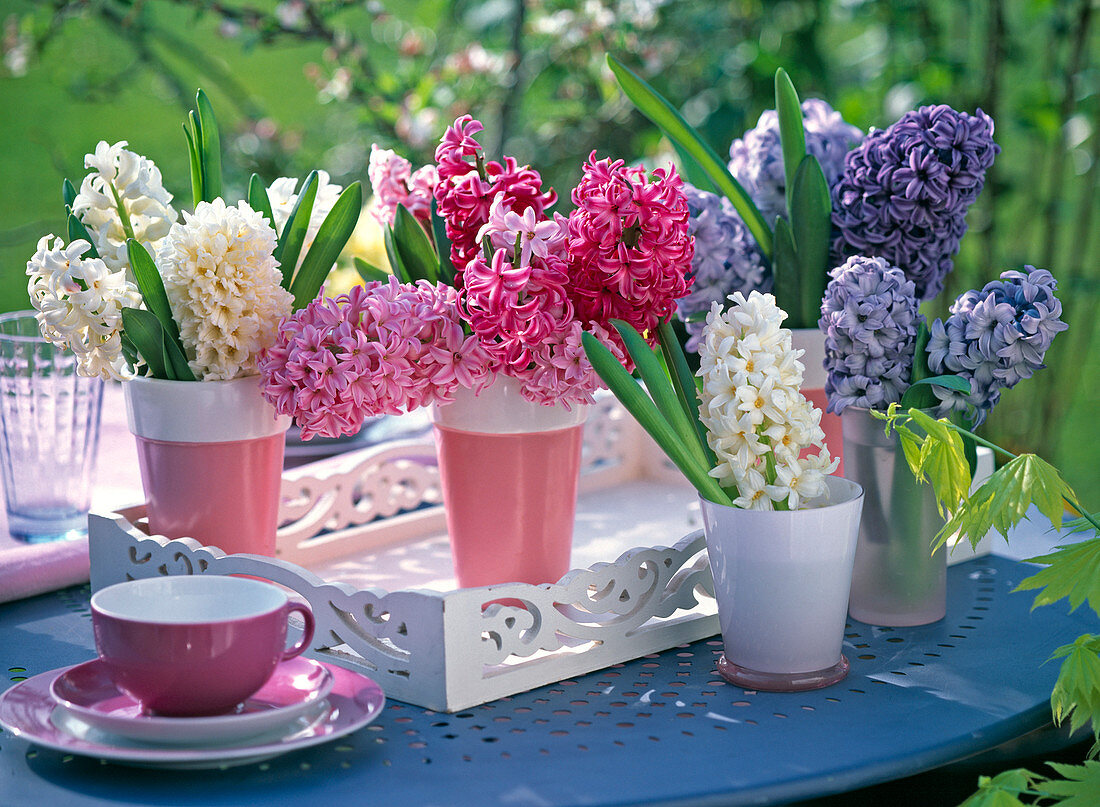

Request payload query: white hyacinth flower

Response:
[71,141,177,276]
[266,170,344,273]
[697,290,837,511]
[158,199,293,381]
[26,235,143,380]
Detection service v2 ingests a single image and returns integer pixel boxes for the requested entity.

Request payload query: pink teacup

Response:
[90,575,315,717]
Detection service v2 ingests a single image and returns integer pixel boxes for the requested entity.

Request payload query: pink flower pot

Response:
[431,377,587,589]
[792,328,844,476]
[123,376,291,557]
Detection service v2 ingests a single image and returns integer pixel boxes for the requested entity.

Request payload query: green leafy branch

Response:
[959,762,1100,806]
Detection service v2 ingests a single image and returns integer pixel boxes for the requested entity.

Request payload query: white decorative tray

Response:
[88,396,720,712]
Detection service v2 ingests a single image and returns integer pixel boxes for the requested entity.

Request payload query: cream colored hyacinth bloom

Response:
[71,141,177,275]
[26,235,143,380]
[158,199,293,381]
[266,170,343,272]
[697,290,837,510]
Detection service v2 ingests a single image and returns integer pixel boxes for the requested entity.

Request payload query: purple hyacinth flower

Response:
[925,266,1067,424]
[819,255,923,414]
[677,184,770,351]
[831,104,1000,301]
[728,98,864,226]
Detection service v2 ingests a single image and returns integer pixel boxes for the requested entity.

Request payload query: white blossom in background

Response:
[26,235,142,380]
[697,290,837,510]
[266,169,344,273]
[71,140,177,276]
[158,199,292,381]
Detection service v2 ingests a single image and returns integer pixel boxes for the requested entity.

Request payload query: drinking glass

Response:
[0,311,103,542]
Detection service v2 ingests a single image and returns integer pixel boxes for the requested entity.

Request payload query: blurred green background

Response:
[1,0,1096,500]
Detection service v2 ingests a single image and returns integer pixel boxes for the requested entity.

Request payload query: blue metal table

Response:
[0,555,1091,806]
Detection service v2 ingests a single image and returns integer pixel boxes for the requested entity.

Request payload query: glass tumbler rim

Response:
[0,311,48,343]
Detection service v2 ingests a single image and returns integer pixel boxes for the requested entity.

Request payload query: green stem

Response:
[109,184,137,242]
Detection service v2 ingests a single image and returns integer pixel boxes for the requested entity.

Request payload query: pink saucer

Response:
[0,661,384,769]
[50,656,334,746]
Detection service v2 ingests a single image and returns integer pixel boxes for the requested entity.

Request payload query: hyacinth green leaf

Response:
[789,155,832,326]
[393,203,439,285]
[120,308,169,379]
[607,55,772,258]
[194,90,222,202]
[354,257,390,284]
[67,215,99,259]
[774,68,806,219]
[1046,635,1100,742]
[290,181,363,310]
[62,178,77,208]
[125,240,179,341]
[383,226,411,284]
[1039,760,1100,804]
[582,331,731,506]
[247,174,275,228]
[670,139,713,191]
[274,171,318,289]
[900,374,971,411]
[1018,536,1100,616]
[772,216,802,324]
[611,320,710,472]
[957,769,1041,807]
[657,320,715,469]
[183,116,203,209]
[430,198,456,287]
[119,332,140,373]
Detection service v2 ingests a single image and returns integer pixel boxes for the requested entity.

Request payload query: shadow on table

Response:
[797,725,1089,807]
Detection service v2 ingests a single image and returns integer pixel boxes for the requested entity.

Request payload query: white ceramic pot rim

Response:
[700,475,864,516]
[430,375,587,434]
[124,375,291,443]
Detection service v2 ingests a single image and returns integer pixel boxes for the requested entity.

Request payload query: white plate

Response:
[49,656,334,746]
[0,661,384,769]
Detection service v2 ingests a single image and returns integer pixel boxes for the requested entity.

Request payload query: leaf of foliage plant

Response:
[67,214,99,259]
[120,308,169,379]
[607,55,772,258]
[62,178,77,208]
[789,155,832,327]
[1045,635,1100,743]
[904,408,972,519]
[248,173,276,228]
[274,171,318,289]
[354,257,391,284]
[1017,537,1100,616]
[957,769,1042,807]
[772,216,802,325]
[611,320,710,472]
[1039,759,1100,805]
[582,331,731,506]
[194,89,222,202]
[774,68,806,220]
[657,320,715,469]
[183,115,203,209]
[393,203,439,284]
[430,197,456,287]
[289,181,364,310]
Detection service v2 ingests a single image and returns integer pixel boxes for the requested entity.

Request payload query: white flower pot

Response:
[123,376,291,556]
[699,475,864,691]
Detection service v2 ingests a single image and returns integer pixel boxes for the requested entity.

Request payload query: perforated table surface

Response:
[0,554,1090,807]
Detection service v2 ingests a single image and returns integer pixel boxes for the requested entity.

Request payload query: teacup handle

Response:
[282,602,316,661]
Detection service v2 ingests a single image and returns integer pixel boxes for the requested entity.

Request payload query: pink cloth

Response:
[0,538,90,604]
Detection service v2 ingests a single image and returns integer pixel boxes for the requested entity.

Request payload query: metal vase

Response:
[841,406,946,626]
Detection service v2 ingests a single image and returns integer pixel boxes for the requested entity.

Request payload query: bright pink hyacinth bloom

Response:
[433,115,556,278]
[259,279,494,440]
[368,144,438,229]
[566,153,694,340]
